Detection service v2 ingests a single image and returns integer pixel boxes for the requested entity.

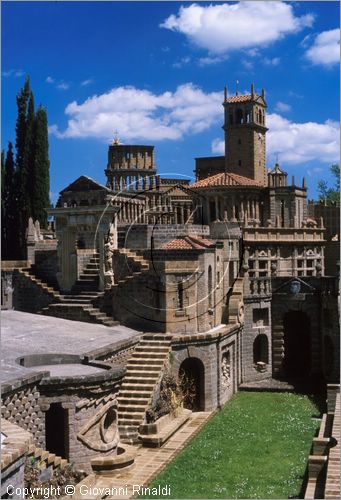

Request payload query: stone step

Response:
[135,345,170,353]
[139,339,171,347]
[142,333,172,342]
[128,357,165,365]
[83,269,100,276]
[117,404,147,413]
[125,365,162,373]
[121,383,155,391]
[59,298,93,304]
[118,418,141,426]
[118,390,151,398]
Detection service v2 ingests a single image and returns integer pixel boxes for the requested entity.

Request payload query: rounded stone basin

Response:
[15,353,108,377]
[91,446,136,475]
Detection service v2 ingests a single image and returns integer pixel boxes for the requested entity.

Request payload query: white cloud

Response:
[263,57,281,66]
[3,68,24,78]
[173,56,191,68]
[212,114,339,165]
[267,114,340,164]
[81,79,93,86]
[274,101,292,113]
[57,82,70,90]
[46,76,55,84]
[197,55,228,66]
[305,29,340,66]
[160,2,313,54]
[50,83,222,142]
[212,138,224,155]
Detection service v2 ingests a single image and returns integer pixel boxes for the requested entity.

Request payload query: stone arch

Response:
[179,357,205,411]
[253,334,269,364]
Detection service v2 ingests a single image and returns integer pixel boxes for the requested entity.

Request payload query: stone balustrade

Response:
[245,277,272,296]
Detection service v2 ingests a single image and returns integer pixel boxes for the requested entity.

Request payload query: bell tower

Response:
[223,83,268,186]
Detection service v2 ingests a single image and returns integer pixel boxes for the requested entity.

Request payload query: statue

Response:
[104,224,115,289]
[221,354,231,389]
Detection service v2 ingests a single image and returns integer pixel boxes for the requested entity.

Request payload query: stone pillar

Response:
[215,196,219,221]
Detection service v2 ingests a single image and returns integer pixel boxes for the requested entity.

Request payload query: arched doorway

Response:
[45,403,68,458]
[253,334,269,364]
[179,358,205,411]
[283,311,311,378]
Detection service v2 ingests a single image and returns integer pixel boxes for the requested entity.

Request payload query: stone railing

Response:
[245,277,272,297]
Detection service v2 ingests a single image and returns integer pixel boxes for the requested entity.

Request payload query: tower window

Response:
[177,282,184,311]
[238,160,242,166]
[238,139,241,145]
[229,114,233,125]
[236,109,243,124]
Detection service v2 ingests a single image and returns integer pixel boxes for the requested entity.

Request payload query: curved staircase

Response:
[117,333,172,444]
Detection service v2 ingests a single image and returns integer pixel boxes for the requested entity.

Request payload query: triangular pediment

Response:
[60,176,111,194]
[273,277,316,294]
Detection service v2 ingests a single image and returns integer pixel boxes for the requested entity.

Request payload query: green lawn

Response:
[141,392,320,499]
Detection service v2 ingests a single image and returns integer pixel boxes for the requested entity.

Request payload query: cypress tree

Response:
[22,91,36,217]
[1,149,5,257]
[2,143,17,259]
[32,106,50,228]
[15,77,31,257]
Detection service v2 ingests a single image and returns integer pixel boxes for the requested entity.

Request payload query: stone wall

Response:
[38,367,123,473]
[170,326,241,411]
[33,249,58,287]
[12,271,54,313]
[122,224,210,250]
[1,420,33,499]
[242,293,272,382]
[1,382,45,448]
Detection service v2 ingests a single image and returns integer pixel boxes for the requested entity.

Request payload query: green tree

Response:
[15,77,31,257]
[318,164,340,203]
[2,143,18,259]
[32,106,50,228]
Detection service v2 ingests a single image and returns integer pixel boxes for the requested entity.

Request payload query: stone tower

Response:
[223,83,268,186]
[105,138,157,192]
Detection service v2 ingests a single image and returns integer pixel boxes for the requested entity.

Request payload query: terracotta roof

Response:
[191,172,262,189]
[225,94,252,103]
[161,235,215,250]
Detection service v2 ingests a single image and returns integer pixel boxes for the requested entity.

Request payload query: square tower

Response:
[223,84,268,186]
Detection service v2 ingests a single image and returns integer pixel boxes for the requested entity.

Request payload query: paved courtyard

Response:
[1,310,141,387]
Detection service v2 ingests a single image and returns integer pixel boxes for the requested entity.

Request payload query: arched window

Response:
[253,334,269,364]
[258,110,262,123]
[177,281,184,311]
[236,109,243,124]
[208,265,213,308]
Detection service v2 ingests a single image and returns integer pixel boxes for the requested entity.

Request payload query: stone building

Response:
[1,83,339,482]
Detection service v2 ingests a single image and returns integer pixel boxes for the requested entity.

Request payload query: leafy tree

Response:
[31,106,50,228]
[318,164,340,203]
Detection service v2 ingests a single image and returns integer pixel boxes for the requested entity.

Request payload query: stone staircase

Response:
[112,248,149,285]
[117,333,172,444]
[35,252,118,327]
[18,268,62,301]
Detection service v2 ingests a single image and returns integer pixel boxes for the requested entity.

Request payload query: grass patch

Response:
[141,392,320,499]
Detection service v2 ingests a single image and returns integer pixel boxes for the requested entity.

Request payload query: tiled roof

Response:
[161,235,215,250]
[225,94,253,103]
[191,172,262,188]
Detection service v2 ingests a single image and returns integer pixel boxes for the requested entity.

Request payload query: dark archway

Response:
[179,357,205,411]
[283,311,311,378]
[45,403,68,458]
[253,334,269,364]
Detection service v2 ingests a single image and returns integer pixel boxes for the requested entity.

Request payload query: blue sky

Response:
[2,1,340,203]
